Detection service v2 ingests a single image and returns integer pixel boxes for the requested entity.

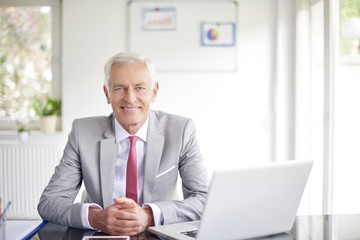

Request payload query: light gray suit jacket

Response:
[38,110,210,228]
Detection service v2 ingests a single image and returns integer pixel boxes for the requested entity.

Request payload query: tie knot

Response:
[129,136,138,147]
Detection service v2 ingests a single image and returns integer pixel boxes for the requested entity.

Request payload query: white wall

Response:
[62,0,283,171]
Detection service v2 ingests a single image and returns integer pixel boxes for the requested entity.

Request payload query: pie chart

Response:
[207,28,219,41]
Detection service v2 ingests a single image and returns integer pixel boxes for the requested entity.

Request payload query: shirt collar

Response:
[114,116,148,143]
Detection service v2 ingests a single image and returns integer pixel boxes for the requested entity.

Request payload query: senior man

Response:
[38,52,210,236]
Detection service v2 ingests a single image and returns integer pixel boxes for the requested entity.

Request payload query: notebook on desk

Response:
[149,160,313,240]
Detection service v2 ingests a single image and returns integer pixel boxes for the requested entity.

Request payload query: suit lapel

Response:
[143,111,164,203]
[100,115,117,208]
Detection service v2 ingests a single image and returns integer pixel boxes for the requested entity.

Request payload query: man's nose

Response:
[125,88,136,102]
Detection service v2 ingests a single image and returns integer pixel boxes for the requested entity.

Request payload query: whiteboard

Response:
[127,1,238,72]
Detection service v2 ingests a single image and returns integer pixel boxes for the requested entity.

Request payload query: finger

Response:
[102,215,140,233]
[114,196,137,206]
[113,208,139,220]
[110,219,143,235]
[101,205,137,226]
[114,198,138,212]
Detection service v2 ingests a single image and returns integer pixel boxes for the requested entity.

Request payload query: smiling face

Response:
[104,61,158,134]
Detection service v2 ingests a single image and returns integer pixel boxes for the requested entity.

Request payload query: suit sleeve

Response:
[154,119,210,224]
[37,120,85,228]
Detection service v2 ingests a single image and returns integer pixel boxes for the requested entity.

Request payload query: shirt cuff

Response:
[143,203,164,226]
[81,203,102,229]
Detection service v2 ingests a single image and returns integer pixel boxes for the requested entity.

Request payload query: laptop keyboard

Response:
[180,230,198,238]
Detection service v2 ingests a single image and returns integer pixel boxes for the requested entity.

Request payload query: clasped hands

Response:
[88,196,155,236]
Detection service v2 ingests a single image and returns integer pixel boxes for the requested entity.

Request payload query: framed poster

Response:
[201,22,235,47]
[142,7,176,31]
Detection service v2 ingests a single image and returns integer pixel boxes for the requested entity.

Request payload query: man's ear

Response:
[103,85,111,104]
[152,82,159,103]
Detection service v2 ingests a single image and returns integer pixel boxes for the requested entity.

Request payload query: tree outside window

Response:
[0,7,52,124]
[340,0,360,54]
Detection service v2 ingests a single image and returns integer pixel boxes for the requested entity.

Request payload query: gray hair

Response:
[104,52,157,90]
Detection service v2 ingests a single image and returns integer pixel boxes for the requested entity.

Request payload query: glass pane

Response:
[0,7,52,121]
[332,0,360,213]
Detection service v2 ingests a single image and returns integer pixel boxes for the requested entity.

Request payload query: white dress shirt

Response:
[81,116,163,229]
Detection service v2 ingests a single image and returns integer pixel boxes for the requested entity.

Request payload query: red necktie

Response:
[126,136,138,203]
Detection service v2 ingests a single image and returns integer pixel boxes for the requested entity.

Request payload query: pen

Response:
[0,201,11,221]
[0,198,2,218]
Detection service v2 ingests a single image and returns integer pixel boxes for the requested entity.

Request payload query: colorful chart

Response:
[201,23,235,47]
[207,28,219,41]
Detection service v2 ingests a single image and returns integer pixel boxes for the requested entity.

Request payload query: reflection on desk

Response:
[290,214,360,240]
[32,214,360,240]
[36,223,160,240]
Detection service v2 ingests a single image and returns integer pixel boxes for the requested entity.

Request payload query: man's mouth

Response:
[122,107,139,111]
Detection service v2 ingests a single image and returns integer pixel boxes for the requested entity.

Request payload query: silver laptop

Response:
[149,160,313,240]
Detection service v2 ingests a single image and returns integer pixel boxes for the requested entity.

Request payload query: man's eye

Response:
[137,87,145,90]
[115,87,123,91]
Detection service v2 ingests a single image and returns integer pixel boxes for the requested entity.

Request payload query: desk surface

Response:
[31,214,360,240]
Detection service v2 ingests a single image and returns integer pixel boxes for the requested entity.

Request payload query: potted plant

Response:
[33,96,62,133]
[16,120,30,142]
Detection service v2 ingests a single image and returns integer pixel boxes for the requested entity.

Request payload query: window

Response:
[0,0,60,130]
[333,0,360,214]
[296,0,360,214]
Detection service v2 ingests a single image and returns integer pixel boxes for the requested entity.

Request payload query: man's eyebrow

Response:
[134,82,147,87]
[113,84,126,88]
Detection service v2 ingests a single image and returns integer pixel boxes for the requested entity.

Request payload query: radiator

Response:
[0,135,64,219]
